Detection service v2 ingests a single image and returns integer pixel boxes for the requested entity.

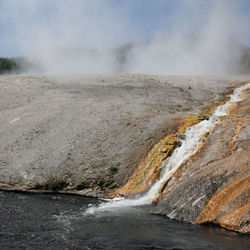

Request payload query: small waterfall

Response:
[85,83,250,215]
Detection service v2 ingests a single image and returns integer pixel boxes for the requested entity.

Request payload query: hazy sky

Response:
[0,0,249,74]
[0,0,249,57]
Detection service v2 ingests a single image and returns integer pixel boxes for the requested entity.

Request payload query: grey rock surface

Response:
[151,90,250,233]
[0,74,249,196]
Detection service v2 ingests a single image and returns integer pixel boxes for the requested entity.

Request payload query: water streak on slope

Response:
[85,83,250,215]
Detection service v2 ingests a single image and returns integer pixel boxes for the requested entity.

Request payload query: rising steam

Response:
[0,0,249,75]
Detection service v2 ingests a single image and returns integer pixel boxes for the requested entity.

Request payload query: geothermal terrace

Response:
[0,74,249,233]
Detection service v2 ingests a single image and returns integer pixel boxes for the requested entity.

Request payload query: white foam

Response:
[84,83,250,215]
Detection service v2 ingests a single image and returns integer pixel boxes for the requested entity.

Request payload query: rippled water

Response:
[0,191,249,249]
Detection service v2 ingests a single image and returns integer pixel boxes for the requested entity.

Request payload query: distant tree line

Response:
[0,57,20,74]
[0,57,37,74]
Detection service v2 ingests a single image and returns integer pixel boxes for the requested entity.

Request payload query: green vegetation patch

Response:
[0,57,19,74]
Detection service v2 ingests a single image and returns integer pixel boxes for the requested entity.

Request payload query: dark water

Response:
[0,191,249,250]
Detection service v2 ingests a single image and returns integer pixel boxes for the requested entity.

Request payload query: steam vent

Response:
[0,75,249,234]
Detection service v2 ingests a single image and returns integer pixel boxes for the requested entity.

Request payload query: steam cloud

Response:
[0,0,249,75]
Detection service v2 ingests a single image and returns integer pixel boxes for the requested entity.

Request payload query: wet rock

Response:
[176,134,186,140]
[194,175,250,233]
[152,88,250,233]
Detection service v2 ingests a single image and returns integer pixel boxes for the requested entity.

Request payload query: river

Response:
[0,191,249,249]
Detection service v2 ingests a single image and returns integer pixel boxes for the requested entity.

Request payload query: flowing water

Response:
[86,83,250,214]
[1,83,249,249]
[0,191,249,249]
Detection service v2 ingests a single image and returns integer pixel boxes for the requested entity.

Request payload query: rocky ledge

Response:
[152,83,250,234]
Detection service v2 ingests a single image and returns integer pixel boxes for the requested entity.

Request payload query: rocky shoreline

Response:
[0,74,249,233]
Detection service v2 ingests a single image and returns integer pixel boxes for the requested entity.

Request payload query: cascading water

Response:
[85,83,250,215]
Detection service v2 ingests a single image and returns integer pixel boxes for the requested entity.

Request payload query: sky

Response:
[0,0,250,74]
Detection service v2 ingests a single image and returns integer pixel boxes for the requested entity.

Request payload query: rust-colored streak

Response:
[110,82,248,203]
[194,175,250,233]
[114,134,181,197]
[229,119,243,153]
[112,115,212,198]
[217,203,250,234]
